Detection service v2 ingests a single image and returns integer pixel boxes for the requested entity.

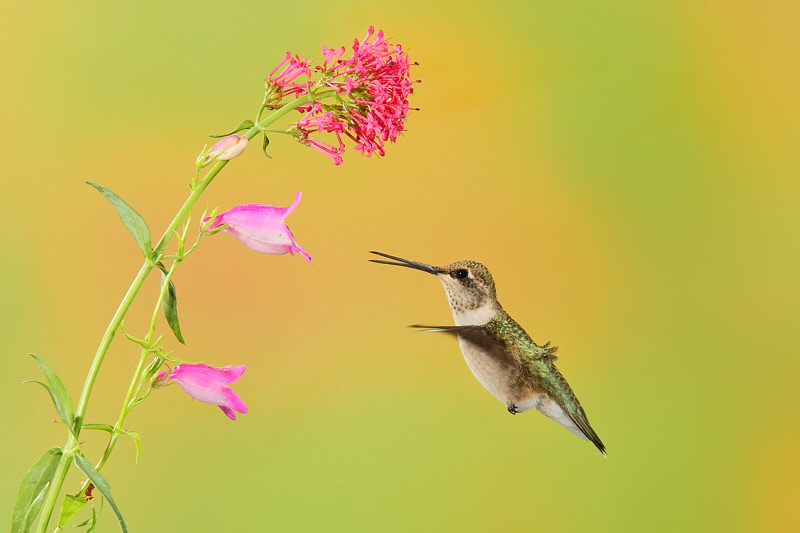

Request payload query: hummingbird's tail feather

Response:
[569,411,607,457]
[533,395,607,457]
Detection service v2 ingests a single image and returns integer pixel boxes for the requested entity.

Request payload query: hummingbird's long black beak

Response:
[369,251,440,275]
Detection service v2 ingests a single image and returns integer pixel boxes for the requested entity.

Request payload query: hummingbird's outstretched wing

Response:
[410,325,523,372]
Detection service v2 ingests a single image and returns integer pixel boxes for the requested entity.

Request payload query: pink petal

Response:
[223,225,294,255]
[284,226,313,264]
[171,363,245,385]
[219,405,237,420]
[221,387,248,414]
[221,364,247,383]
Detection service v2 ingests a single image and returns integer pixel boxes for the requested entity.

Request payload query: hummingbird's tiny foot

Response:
[507,404,520,415]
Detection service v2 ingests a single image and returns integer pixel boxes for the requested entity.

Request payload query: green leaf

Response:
[262,133,272,159]
[73,455,127,533]
[73,514,92,528]
[209,119,255,138]
[86,508,98,533]
[28,353,75,429]
[156,262,184,344]
[74,498,101,530]
[82,423,115,433]
[19,488,47,533]
[11,447,63,533]
[87,182,152,259]
[58,495,88,528]
[21,381,75,435]
[78,425,140,463]
[122,431,142,463]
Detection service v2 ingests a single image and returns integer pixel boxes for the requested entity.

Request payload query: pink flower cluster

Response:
[265,27,416,165]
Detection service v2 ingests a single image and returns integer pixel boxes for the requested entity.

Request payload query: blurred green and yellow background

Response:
[2,1,798,531]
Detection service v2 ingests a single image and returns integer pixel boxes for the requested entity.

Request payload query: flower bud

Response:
[207,135,248,161]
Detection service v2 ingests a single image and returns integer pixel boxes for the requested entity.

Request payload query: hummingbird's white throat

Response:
[437,276,500,326]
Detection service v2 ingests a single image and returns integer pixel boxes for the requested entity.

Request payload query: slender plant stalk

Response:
[35,90,333,533]
[82,235,183,489]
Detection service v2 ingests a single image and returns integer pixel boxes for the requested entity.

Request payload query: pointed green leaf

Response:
[209,119,255,138]
[82,423,115,433]
[86,507,98,533]
[156,262,184,344]
[74,498,101,530]
[262,134,272,159]
[58,495,88,527]
[74,507,97,530]
[28,353,74,428]
[11,447,63,533]
[122,431,142,463]
[21,381,75,435]
[74,517,92,528]
[73,455,127,533]
[87,182,152,259]
[19,487,47,533]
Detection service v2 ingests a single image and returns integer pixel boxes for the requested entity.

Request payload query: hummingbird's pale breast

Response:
[455,334,517,403]
[436,272,519,402]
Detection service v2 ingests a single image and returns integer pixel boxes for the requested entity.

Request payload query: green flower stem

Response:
[34,260,152,533]
[78,252,182,498]
[35,89,335,533]
[246,89,335,141]
[35,163,228,533]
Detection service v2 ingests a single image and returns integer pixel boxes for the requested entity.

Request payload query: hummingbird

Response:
[370,251,606,456]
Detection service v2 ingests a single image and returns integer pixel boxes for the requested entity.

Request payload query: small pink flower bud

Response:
[156,363,248,420]
[203,191,312,263]
[207,135,248,161]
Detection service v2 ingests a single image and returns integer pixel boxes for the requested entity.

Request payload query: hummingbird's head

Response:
[369,252,501,325]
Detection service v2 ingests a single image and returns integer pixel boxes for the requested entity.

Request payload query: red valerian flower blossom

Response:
[265,27,416,165]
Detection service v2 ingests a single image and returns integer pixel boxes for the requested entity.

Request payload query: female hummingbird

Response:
[370,251,606,456]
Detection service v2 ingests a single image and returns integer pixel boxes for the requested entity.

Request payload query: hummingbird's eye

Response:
[453,269,469,280]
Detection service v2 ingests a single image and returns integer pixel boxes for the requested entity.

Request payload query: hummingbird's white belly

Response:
[456,335,515,403]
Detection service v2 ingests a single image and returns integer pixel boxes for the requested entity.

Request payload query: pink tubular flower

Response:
[265,27,415,165]
[321,26,416,158]
[206,135,248,162]
[266,52,312,99]
[156,363,248,420]
[203,191,312,263]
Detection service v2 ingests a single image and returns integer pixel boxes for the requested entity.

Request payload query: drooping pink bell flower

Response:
[203,191,312,263]
[205,135,248,162]
[156,363,248,420]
